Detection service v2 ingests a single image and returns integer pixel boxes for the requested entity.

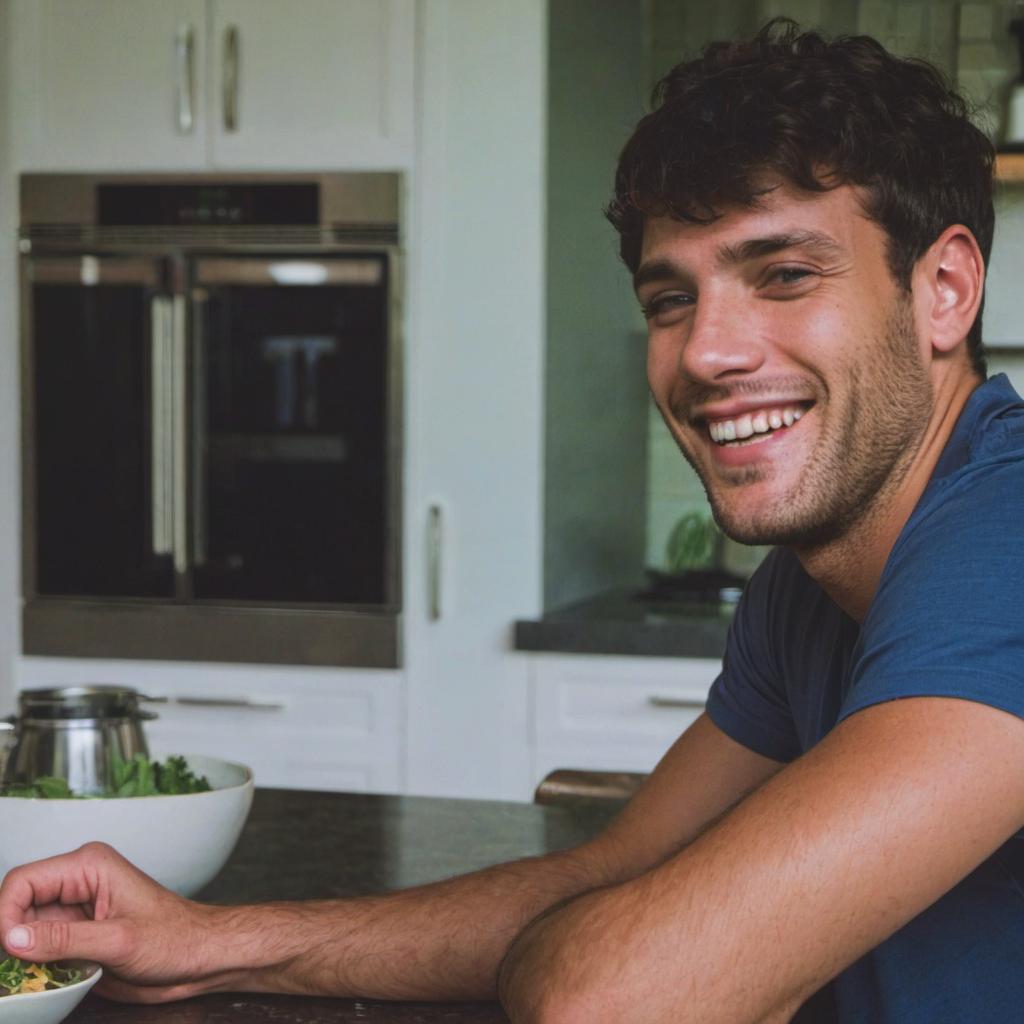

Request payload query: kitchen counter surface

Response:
[69,787,616,1024]
[514,587,733,659]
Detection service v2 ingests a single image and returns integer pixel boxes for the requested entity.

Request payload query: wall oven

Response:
[19,173,402,668]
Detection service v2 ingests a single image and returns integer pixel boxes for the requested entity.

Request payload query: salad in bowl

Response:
[0,957,101,1024]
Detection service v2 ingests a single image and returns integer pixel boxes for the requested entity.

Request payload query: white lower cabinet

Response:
[16,658,403,794]
[529,654,721,791]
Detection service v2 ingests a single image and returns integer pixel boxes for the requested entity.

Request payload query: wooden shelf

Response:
[996,152,1024,182]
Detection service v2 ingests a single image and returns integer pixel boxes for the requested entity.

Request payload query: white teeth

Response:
[707,405,807,445]
[734,414,754,439]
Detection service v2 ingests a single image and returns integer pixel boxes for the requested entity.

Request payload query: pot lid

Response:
[17,685,161,721]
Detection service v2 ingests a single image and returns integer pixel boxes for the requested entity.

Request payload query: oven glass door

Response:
[190,254,391,605]
[29,255,177,599]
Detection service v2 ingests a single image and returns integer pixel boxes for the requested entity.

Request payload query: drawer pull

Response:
[174,696,285,711]
[647,696,704,710]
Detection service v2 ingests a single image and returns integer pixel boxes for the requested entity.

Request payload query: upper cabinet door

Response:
[208,0,415,169]
[10,0,208,171]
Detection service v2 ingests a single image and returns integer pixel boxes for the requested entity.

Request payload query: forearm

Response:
[196,845,614,1001]
[497,847,816,1024]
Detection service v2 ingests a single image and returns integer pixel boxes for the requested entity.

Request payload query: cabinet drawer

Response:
[532,654,719,746]
[146,671,402,793]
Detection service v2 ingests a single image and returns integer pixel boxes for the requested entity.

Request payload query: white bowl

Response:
[0,755,253,897]
[0,963,101,1024]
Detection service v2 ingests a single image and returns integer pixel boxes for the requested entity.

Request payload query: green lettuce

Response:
[0,956,82,996]
[0,754,210,799]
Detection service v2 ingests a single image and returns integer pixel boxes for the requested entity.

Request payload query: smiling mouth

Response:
[706,403,812,446]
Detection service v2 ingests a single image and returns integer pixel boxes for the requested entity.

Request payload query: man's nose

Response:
[677,300,766,383]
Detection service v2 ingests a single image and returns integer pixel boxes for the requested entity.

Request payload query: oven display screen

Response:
[97,184,320,226]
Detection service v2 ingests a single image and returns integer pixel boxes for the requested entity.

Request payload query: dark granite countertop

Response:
[69,788,617,1024]
[514,587,733,659]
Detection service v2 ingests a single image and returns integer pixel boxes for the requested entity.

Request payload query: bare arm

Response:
[0,713,779,1004]
[498,697,1024,1024]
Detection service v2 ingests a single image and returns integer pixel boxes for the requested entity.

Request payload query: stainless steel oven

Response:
[19,173,402,667]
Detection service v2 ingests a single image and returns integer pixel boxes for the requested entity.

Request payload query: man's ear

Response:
[912,225,985,355]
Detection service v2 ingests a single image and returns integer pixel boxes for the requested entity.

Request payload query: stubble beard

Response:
[667,299,933,549]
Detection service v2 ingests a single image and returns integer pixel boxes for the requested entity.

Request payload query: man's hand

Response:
[0,715,782,1008]
[0,841,222,1003]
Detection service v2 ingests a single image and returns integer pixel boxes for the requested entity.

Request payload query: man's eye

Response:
[765,267,816,288]
[641,293,694,320]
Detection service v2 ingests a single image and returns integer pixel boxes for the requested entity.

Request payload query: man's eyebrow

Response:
[718,230,846,265]
[632,259,682,293]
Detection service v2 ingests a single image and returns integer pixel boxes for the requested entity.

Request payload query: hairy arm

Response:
[0,714,779,1004]
[498,697,1024,1024]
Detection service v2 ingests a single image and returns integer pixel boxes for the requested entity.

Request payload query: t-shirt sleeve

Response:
[838,458,1024,726]
[706,549,802,763]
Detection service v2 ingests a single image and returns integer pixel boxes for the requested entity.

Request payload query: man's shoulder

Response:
[960,373,1024,467]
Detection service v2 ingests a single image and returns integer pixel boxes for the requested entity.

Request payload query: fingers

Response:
[0,842,211,995]
[3,915,136,966]
[0,842,144,960]
[0,841,142,931]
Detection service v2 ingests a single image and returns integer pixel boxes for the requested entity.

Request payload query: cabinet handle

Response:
[174,696,285,711]
[171,294,188,576]
[175,24,195,134]
[647,696,705,710]
[150,296,174,557]
[222,25,240,132]
[427,504,442,621]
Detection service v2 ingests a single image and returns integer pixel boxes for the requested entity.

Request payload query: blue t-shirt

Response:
[706,373,1024,1023]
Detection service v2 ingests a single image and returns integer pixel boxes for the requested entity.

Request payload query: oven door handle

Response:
[171,294,189,577]
[190,288,208,568]
[150,296,174,558]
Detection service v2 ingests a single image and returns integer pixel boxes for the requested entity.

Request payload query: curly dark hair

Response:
[606,18,995,376]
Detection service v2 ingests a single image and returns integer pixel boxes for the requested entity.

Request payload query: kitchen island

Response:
[69,787,617,1024]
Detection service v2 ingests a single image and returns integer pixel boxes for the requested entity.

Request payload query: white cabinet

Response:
[529,654,720,790]
[209,0,414,169]
[9,0,414,171]
[16,657,404,794]
[400,0,546,801]
[10,0,208,170]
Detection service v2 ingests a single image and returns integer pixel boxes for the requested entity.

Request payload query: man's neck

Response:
[794,371,981,622]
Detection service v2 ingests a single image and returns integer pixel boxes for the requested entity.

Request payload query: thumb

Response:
[5,917,132,965]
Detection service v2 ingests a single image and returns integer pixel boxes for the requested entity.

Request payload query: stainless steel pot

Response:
[2,685,163,796]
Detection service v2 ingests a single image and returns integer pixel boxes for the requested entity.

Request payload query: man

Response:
[4,19,1024,1023]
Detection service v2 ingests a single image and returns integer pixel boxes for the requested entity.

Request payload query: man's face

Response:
[636,183,933,549]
